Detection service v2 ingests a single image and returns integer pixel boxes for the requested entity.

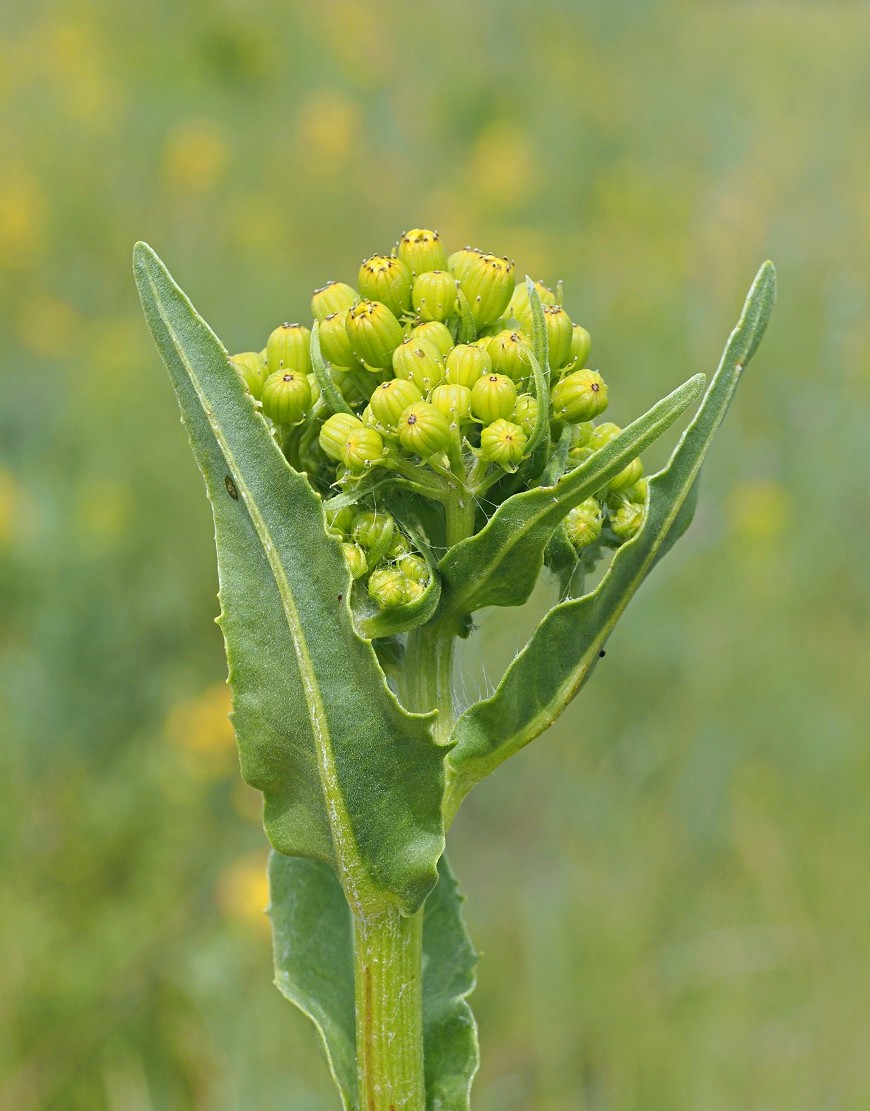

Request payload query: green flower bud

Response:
[608,456,644,492]
[410,320,454,357]
[480,418,527,469]
[261,369,312,426]
[404,579,426,602]
[341,542,368,580]
[346,300,404,369]
[267,322,312,374]
[358,255,413,319]
[610,501,644,543]
[398,554,428,583]
[326,505,355,535]
[396,401,453,457]
[392,336,446,391]
[625,477,649,505]
[397,228,449,276]
[507,279,557,330]
[318,311,357,366]
[457,252,516,327]
[230,352,268,400]
[470,373,518,424]
[411,270,458,322]
[431,383,472,426]
[563,498,603,551]
[311,281,357,321]
[448,246,483,281]
[361,404,387,433]
[446,343,491,387]
[307,373,321,405]
[369,377,423,428]
[488,330,532,382]
[319,412,364,462]
[573,421,594,448]
[569,324,592,368]
[342,425,386,473]
[351,510,395,552]
[551,369,609,423]
[588,421,621,451]
[512,393,539,436]
[387,533,410,559]
[543,305,574,369]
[368,566,413,609]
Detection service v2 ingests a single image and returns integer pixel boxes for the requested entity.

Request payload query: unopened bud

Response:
[446,343,491,387]
[569,324,592,368]
[397,228,449,276]
[431,383,472,425]
[457,252,516,328]
[398,554,428,583]
[588,422,621,451]
[607,456,644,492]
[551,369,609,423]
[319,412,364,462]
[563,499,603,551]
[230,352,267,400]
[396,401,453,457]
[343,425,386,472]
[267,322,312,374]
[346,300,404,369]
[409,320,454,357]
[387,533,410,559]
[358,255,413,319]
[512,393,539,437]
[480,418,527,469]
[488,330,532,383]
[307,373,321,405]
[318,311,357,366]
[543,305,574,369]
[368,566,413,609]
[261,369,312,426]
[312,281,357,321]
[610,501,644,543]
[411,270,458,322]
[352,510,395,552]
[392,336,446,391]
[625,477,649,505]
[507,279,557,330]
[326,505,355,535]
[448,246,483,281]
[470,373,518,424]
[369,377,423,428]
[341,542,368,580]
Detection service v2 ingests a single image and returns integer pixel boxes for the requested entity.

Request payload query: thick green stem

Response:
[354,905,425,1110]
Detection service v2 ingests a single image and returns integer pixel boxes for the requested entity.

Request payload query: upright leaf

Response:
[269,852,479,1111]
[445,262,776,816]
[134,242,445,916]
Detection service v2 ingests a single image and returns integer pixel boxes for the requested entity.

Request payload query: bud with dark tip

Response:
[551,369,609,423]
[610,501,644,543]
[319,412,365,462]
[480,418,527,469]
[369,377,424,429]
[267,322,312,374]
[431,383,472,425]
[410,320,454,357]
[564,499,603,551]
[343,425,386,473]
[346,300,404,368]
[392,336,445,391]
[411,270,458,322]
[543,305,574,369]
[456,252,516,328]
[358,255,413,319]
[311,281,357,321]
[261,369,312,425]
[397,401,452,457]
[512,393,539,437]
[470,373,518,424]
[318,311,357,366]
[446,343,491,387]
[488,330,532,383]
[341,542,368,580]
[397,228,449,276]
[230,352,267,399]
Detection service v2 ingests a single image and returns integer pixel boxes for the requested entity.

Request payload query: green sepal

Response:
[444,262,776,816]
[133,242,445,916]
[311,321,354,415]
[269,851,479,1111]
[438,373,705,617]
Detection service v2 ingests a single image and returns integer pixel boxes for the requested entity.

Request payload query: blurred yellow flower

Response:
[215,852,270,934]
[0,469,24,548]
[728,478,790,544]
[162,120,229,195]
[0,172,47,264]
[164,683,236,779]
[297,90,362,173]
[469,122,538,210]
[17,296,80,357]
[74,478,129,550]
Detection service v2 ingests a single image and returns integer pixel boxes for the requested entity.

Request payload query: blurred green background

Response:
[2,1,869,1107]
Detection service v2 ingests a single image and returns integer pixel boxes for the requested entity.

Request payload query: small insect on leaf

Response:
[225,475,239,500]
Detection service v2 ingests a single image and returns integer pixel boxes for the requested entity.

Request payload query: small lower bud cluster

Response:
[326,506,429,610]
[229,228,647,608]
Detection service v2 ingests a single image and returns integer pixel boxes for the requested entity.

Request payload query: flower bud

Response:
[457,252,515,327]
[610,502,644,543]
[543,305,574,369]
[343,425,386,473]
[311,281,357,321]
[352,510,395,552]
[551,369,609,423]
[572,421,594,448]
[625,477,649,505]
[448,246,483,281]
[410,320,454,357]
[512,393,539,437]
[369,377,423,428]
[318,311,356,366]
[368,566,413,609]
[488,330,532,383]
[431,383,472,425]
[387,533,410,559]
[397,228,449,276]
[569,324,592,368]
[397,401,453,457]
[446,343,491,387]
[507,279,557,330]
[470,373,518,424]
[607,456,644,492]
[230,352,268,400]
[326,505,355,535]
[307,373,321,405]
[392,336,445,391]
[588,422,621,451]
[358,255,413,319]
[563,499,603,551]
[480,418,527,469]
[346,300,404,369]
[319,412,365,462]
[267,322,312,375]
[411,270,458,322]
[261,369,312,425]
[398,554,428,583]
[341,542,368,580]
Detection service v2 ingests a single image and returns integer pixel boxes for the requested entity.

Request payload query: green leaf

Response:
[438,373,705,616]
[269,851,479,1111]
[445,262,776,816]
[133,242,445,916]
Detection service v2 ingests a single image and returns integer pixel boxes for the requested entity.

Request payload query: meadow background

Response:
[2,1,869,1108]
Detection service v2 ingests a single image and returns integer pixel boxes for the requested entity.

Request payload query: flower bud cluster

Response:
[326,506,429,609]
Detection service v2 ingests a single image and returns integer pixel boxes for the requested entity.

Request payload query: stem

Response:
[354,905,425,1110]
